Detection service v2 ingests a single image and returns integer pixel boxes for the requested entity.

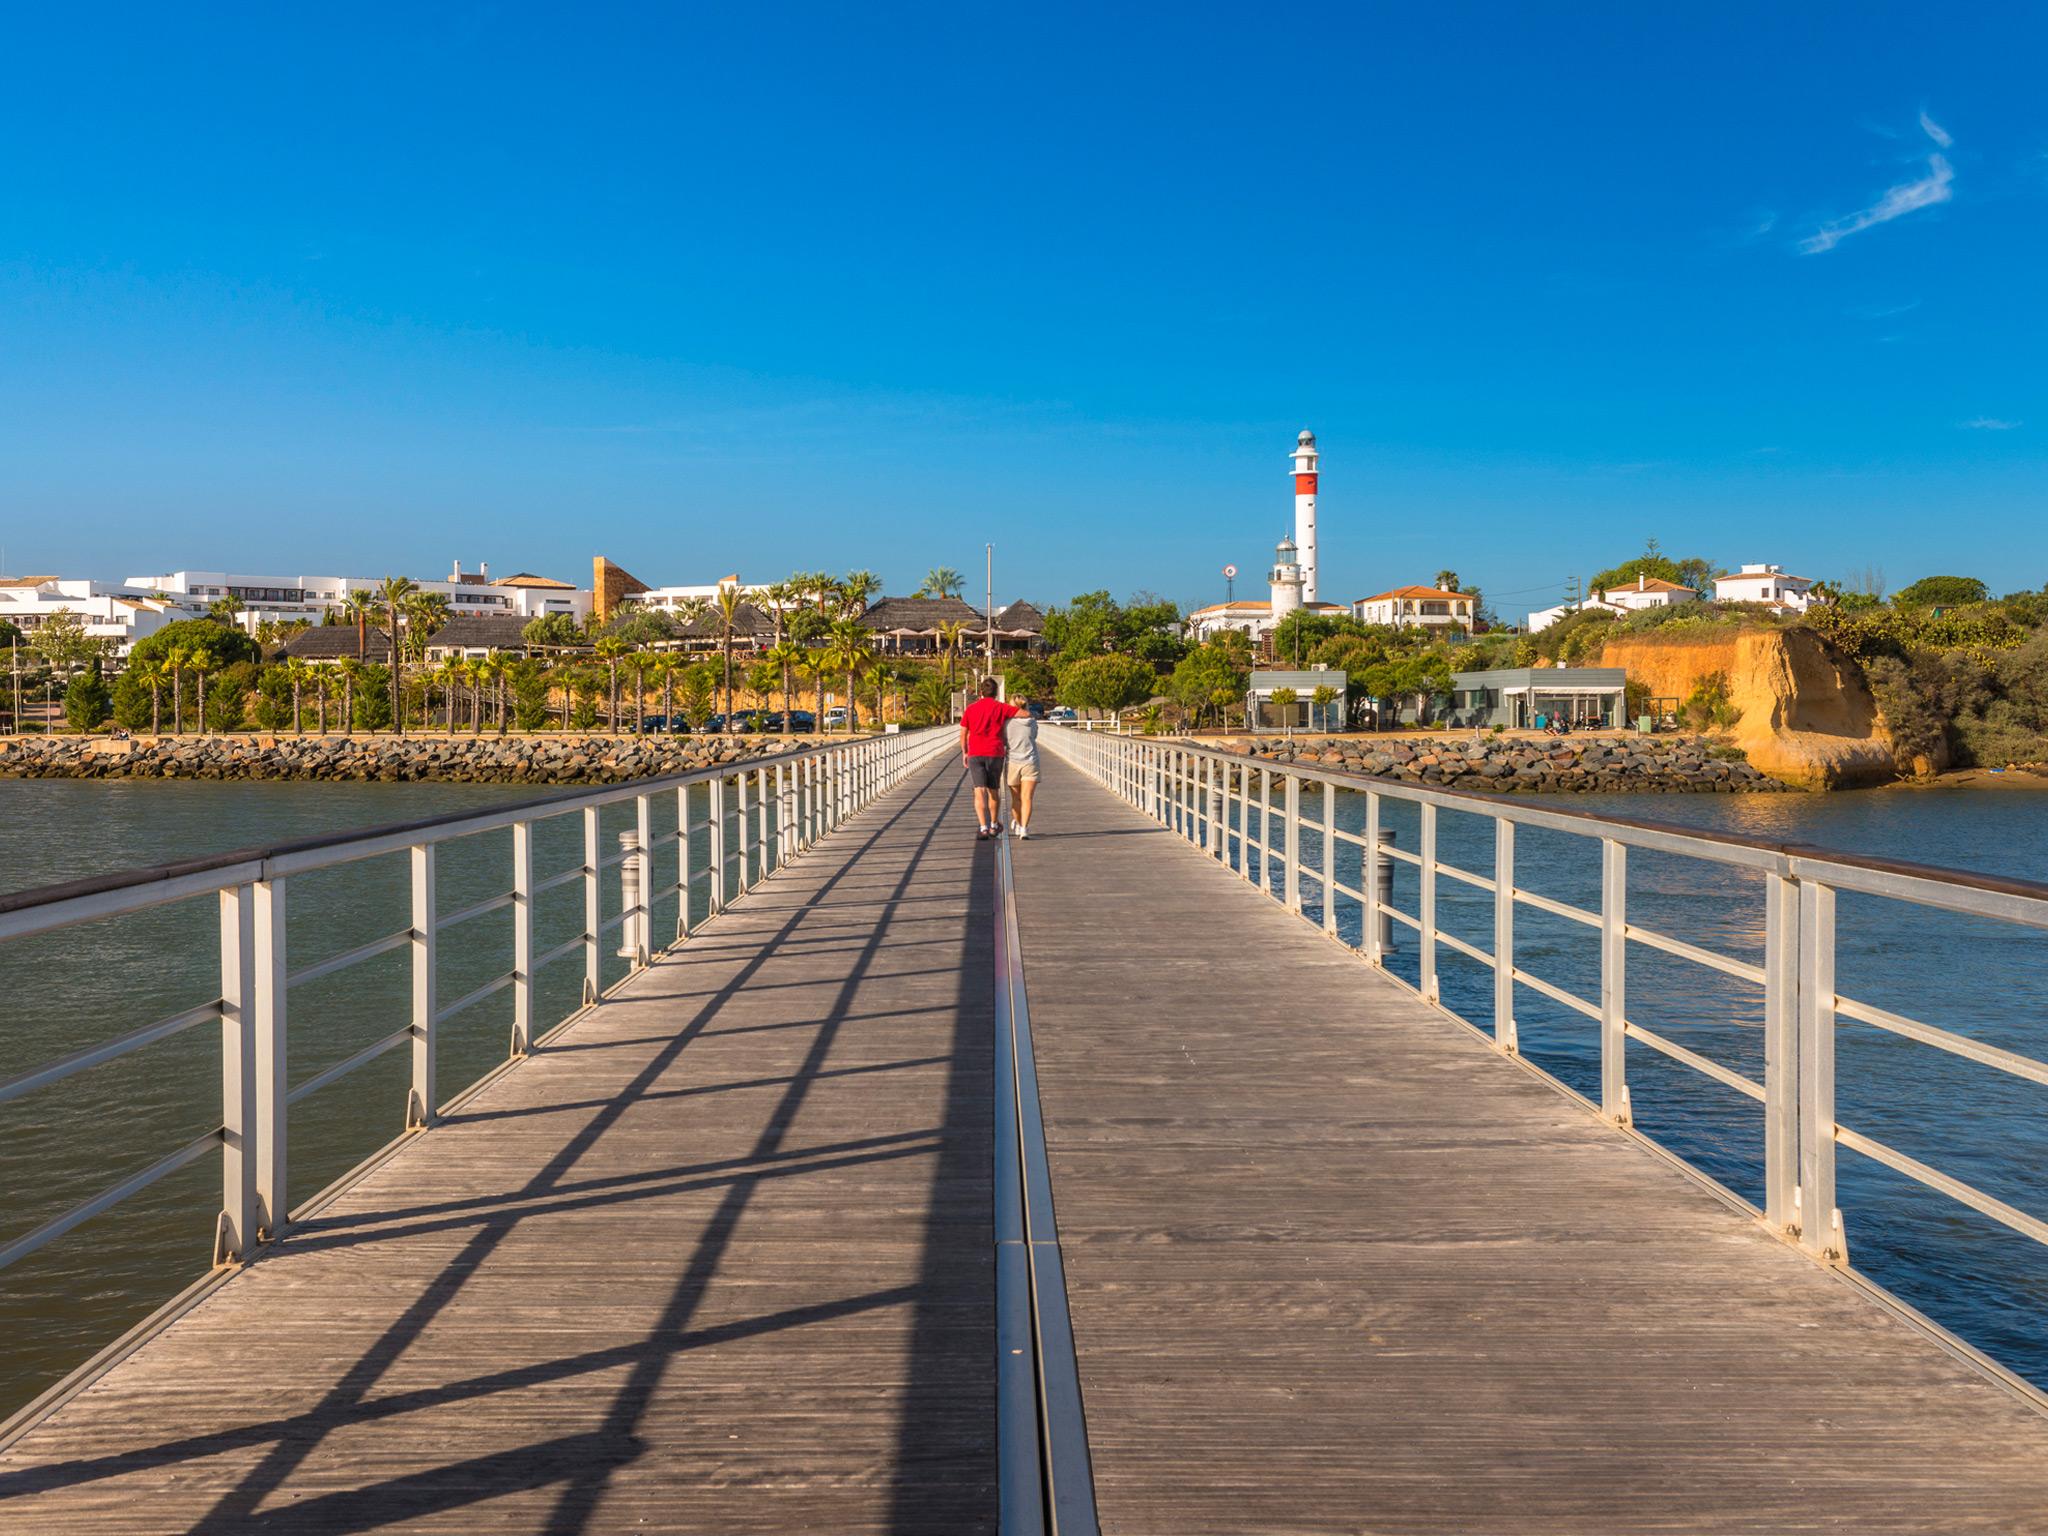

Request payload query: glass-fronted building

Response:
[1447,668,1627,730]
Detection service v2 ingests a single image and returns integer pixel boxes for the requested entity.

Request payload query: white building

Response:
[1715,563,1819,613]
[1353,585,1479,632]
[0,576,194,656]
[1186,536,1344,647]
[630,573,774,616]
[1527,574,1698,633]
[127,561,592,629]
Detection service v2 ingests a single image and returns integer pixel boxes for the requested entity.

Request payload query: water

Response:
[0,775,759,1420]
[5,778,2048,1420]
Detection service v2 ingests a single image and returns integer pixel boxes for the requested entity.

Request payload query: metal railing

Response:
[993,829,1099,1536]
[1043,728,2048,1281]
[0,729,949,1285]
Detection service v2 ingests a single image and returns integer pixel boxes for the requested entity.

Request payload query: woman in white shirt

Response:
[1003,703,1042,838]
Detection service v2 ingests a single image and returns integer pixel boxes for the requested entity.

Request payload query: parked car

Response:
[822,707,849,731]
[786,710,817,733]
[1046,706,1078,722]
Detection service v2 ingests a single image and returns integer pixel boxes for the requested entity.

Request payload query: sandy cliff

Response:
[1597,627,1897,789]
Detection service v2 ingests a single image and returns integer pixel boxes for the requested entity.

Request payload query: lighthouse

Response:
[1291,429,1320,603]
[1269,533,1304,622]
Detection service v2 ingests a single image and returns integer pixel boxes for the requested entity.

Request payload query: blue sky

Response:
[1,3,2042,620]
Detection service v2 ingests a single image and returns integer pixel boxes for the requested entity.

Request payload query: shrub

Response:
[1680,672,1741,731]
[64,663,112,730]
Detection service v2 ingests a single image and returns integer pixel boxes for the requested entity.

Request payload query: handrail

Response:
[1041,726,2048,1319]
[0,729,951,1320]
[993,829,1100,1535]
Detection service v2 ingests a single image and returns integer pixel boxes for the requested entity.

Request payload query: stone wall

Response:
[0,733,798,784]
[1206,733,1786,793]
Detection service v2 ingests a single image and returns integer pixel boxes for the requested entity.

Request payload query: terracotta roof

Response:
[0,576,59,588]
[285,625,395,662]
[1355,586,1475,603]
[492,572,577,589]
[1716,570,1812,585]
[859,596,986,632]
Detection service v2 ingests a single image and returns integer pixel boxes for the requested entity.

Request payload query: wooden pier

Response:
[6,752,2048,1532]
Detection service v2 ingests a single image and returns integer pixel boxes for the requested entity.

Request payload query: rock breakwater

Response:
[0,733,799,785]
[1208,734,1787,793]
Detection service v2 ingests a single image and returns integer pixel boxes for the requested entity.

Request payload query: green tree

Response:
[250,666,293,730]
[1168,644,1248,728]
[64,659,112,730]
[1056,654,1157,713]
[1266,686,1299,740]
[509,659,552,731]
[111,666,155,731]
[1894,575,1990,609]
[917,567,965,599]
[522,612,581,650]
[354,664,394,731]
[206,670,247,732]
[1311,683,1339,732]
[1002,654,1058,702]
[128,617,260,669]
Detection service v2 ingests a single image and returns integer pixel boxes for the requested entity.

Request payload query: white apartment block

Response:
[127,561,592,628]
[1714,563,1818,613]
[1527,574,1697,633]
[0,577,194,656]
[630,574,773,615]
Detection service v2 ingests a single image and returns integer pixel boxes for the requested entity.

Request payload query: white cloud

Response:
[1962,417,2020,430]
[1800,153,1954,254]
[1919,110,1953,149]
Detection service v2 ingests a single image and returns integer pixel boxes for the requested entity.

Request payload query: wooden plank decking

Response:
[0,763,997,1534]
[8,749,2048,1534]
[1011,752,2048,1535]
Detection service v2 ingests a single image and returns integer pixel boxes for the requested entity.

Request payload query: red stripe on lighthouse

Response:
[1295,474,1318,495]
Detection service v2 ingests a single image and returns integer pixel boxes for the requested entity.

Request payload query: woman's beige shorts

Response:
[1004,763,1040,788]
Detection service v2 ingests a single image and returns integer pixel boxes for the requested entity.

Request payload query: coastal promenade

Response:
[6,744,2048,1531]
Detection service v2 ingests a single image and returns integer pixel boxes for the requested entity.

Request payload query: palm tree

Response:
[1434,569,1461,594]
[712,587,746,719]
[592,634,629,730]
[140,655,171,734]
[190,642,217,733]
[935,619,969,693]
[207,595,246,625]
[438,657,461,732]
[377,576,419,734]
[828,619,873,732]
[285,659,310,733]
[481,650,510,733]
[340,590,378,661]
[312,666,330,734]
[797,572,839,723]
[466,658,487,732]
[839,570,881,618]
[798,648,833,731]
[908,673,950,725]
[764,641,804,733]
[167,645,190,734]
[628,650,652,733]
[645,651,678,732]
[917,567,965,599]
[336,659,362,733]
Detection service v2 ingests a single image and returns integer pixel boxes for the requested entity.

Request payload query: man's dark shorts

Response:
[966,755,1004,792]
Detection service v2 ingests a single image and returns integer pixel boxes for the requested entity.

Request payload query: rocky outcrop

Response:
[0,733,799,784]
[1208,734,1786,793]
[1597,627,1897,790]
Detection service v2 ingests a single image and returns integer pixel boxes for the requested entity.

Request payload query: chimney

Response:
[1638,574,1646,590]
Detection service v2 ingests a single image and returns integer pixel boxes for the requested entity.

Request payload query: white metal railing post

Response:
[756,766,770,876]
[410,844,438,1126]
[1492,819,1516,1053]
[1419,802,1438,1001]
[1284,774,1302,913]
[636,792,654,962]
[512,820,535,1053]
[1210,757,1224,860]
[778,761,792,862]
[1798,878,1845,1261]
[581,807,601,1003]
[709,774,727,912]
[676,786,693,940]
[1256,768,1271,889]
[1364,790,1383,965]
[252,875,287,1239]
[618,831,644,965]
[1321,782,1337,937]
[1763,871,1799,1231]
[1600,839,1628,1124]
[736,771,752,892]
[216,884,258,1265]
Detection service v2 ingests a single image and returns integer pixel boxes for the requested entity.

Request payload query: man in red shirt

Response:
[958,677,1021,839]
